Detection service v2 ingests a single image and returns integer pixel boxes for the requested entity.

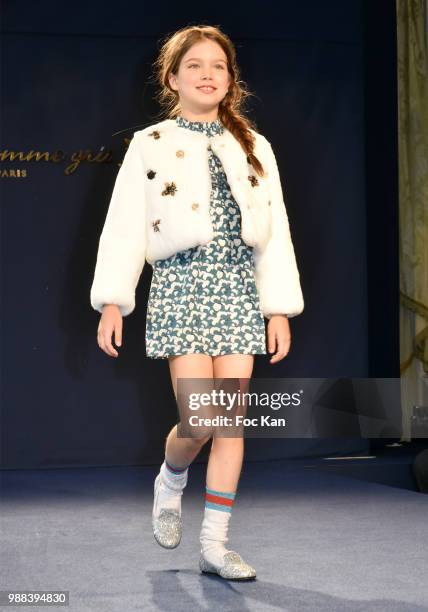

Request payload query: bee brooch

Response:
[161,182,177,196]
[152,219,161,232]
[248,175,259,187]
[148,130,161,139]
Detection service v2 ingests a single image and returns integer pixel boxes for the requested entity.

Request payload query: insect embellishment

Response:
[161,182,177,196]
[248,175,259,187]
[148,130,161,139]
[147,170,156,179]
[152,219,161,232]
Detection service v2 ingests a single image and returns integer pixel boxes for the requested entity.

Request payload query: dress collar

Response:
[175,115,225,137]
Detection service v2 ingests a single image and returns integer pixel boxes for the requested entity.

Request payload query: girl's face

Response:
[169,39,231,120]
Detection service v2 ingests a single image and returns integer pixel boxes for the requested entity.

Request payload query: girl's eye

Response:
[187,63,225,69]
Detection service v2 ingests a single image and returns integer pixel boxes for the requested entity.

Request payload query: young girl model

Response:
[90,24,304,580]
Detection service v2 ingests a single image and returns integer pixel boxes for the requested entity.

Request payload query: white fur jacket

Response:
[90,118,304,319]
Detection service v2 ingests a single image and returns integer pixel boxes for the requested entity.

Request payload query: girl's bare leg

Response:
[165,354,213,466]
[206,354,254,492]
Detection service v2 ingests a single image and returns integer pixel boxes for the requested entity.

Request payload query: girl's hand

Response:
[97,304,123,357]
[267,315,291,364]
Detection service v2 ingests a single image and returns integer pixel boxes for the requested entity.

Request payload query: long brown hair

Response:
[152,24,265,177]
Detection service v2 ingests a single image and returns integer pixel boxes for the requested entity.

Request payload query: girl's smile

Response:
[197,85,217,93]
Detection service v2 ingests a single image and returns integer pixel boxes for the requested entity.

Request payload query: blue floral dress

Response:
[145,116,267,359]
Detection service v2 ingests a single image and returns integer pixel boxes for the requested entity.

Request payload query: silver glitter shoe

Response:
[199,550,257,580]
[152,474,182,549]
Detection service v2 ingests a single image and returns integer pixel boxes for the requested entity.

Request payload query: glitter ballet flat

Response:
[152,473,182,549]
[199,550,257,580]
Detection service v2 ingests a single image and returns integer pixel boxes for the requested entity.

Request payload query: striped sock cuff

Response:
[205,487,236,513]
[165,459,189,474]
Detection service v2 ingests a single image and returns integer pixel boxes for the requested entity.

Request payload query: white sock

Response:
[153,459,189,517]
[200,487,236,567]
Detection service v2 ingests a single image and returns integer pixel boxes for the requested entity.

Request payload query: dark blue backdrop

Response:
[1,0,398,468]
